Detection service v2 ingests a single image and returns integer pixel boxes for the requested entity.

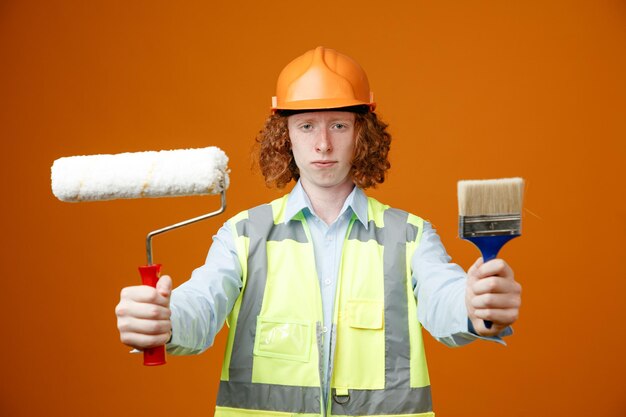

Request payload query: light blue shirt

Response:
[168,181,510,399]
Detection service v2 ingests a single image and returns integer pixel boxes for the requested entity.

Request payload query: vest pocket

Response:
[253,316,312,362]
[333,299,385,389]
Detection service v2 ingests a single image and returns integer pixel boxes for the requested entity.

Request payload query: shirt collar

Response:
[285,180,369,228]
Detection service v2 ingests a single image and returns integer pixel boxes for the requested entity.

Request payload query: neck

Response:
[301,180,355,225]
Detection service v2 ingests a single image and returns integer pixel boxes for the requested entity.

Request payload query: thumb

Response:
[467,257,484,280]
[156,275,172,299]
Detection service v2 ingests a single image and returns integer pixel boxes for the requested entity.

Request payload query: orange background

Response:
[1,1,625,416]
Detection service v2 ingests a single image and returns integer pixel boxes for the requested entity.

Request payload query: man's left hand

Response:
[465,257,522,337]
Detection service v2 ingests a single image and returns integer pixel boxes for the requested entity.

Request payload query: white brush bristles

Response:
[51,147,230,202]
[458,177,524,216]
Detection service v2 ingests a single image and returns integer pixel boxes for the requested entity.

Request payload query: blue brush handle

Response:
[465,235,519,329]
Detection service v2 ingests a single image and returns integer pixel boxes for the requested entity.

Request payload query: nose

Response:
[315,129,332,153]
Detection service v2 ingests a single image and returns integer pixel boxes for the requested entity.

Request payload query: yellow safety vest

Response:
[215,195,434,417]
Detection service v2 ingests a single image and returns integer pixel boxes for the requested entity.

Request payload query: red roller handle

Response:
[138,264,166,366]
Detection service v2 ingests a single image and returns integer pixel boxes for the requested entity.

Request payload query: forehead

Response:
[287,111,355,123]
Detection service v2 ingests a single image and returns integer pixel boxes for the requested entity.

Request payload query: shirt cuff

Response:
[465,317,513,345]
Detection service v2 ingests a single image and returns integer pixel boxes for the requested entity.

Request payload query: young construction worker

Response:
[116,46,522,416]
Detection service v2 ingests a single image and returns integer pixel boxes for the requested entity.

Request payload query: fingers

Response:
[119,329,172,349]
[470,291,521,310]
[465,257,522,335]
[468,304,519,331]
[116,276,173,350]
[470,291,521,327]
[115,300,171,320]
[473,258,513,280]
[467,257,484,279]
[117,316,171,336]
[116,300,172,349]
[472,275,521,295]
[119,284,170,307]
[472,307,519,325]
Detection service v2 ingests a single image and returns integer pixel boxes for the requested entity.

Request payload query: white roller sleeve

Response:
[51,146,229,202]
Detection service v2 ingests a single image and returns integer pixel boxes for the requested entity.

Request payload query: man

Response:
[116,46,521,416]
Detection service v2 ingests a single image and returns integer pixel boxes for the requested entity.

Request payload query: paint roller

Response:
[51,146,229,366]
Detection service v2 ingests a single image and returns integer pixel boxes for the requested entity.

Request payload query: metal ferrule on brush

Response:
[459,214,522,238]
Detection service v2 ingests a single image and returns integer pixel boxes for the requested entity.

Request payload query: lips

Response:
[312,160,337,168]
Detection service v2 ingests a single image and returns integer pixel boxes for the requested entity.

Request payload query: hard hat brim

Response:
[271,97,376,112]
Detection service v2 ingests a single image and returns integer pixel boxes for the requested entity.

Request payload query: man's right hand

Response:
[115,275,173,350]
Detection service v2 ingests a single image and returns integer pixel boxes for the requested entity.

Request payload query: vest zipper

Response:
[316,321,326,416]
[300,217,328,416]
[325,214,357,417]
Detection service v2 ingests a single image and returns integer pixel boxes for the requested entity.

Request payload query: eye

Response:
[332,122,350,130]
[300,123,313,131]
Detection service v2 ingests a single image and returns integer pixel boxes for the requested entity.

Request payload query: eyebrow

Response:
[291,116,354,123]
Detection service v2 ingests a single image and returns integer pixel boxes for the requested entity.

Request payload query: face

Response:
[287,111,356,195]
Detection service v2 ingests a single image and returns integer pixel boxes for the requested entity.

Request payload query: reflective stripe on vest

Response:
[216,196,431,416]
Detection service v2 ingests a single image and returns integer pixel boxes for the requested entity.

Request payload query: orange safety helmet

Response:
[271,46,376,113]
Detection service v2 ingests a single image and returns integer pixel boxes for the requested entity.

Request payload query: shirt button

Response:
[322,326,328,333]
[324,279,331,286]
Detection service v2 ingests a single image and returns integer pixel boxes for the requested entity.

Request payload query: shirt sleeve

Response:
[412,221,512,347]
[166,222,243,355]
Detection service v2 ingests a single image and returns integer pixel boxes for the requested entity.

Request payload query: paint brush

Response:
[458,177,525,329]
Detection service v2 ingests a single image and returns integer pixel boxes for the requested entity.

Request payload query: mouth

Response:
[312,160,337,168]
